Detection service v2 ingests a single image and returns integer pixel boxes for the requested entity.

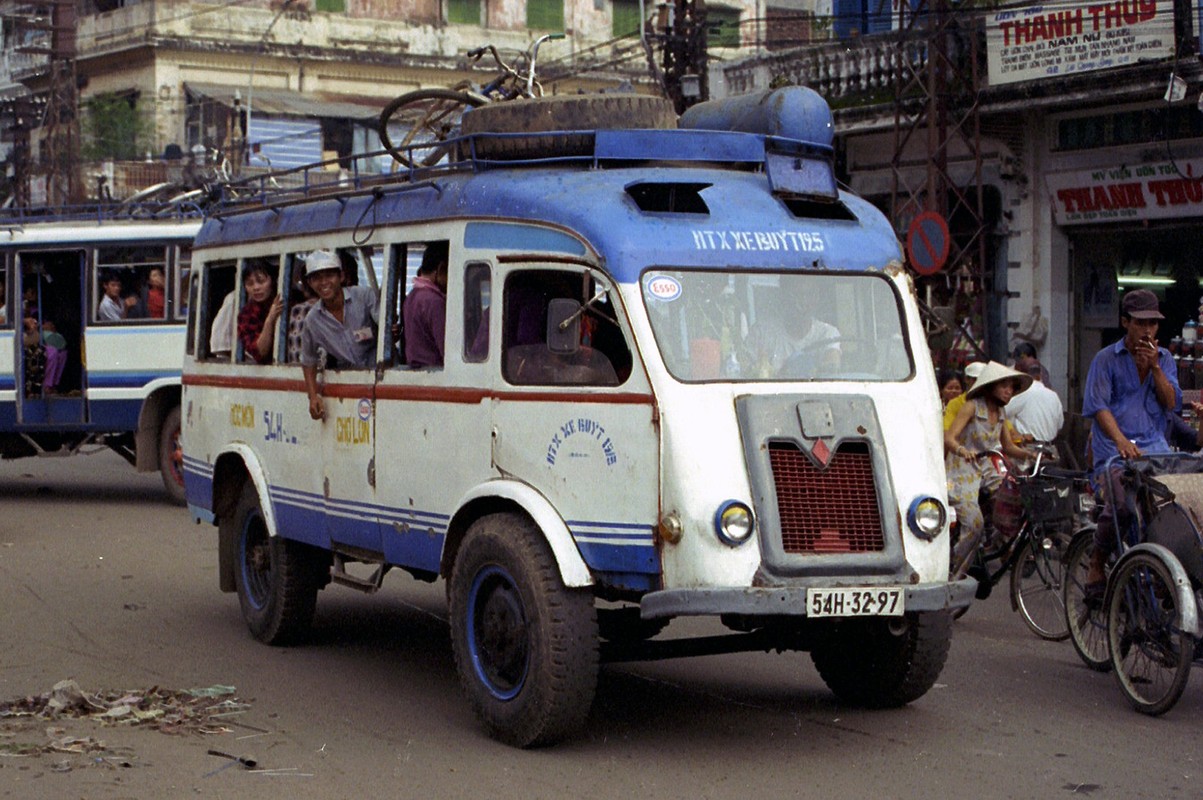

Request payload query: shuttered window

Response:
[448,0,481,24]
[527,0,564,30]
[612,0,641,38]
[707,4,741,47]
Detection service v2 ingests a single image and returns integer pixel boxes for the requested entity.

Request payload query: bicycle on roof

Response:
[378,33,565,169]
[949,442,1095,640]
[1063,452,1203,715]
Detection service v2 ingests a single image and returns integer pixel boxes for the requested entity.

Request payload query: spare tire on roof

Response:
[460,94,678,160]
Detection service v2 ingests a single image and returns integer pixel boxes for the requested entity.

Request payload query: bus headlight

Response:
[907,496,946,541]
[714,501,754,546]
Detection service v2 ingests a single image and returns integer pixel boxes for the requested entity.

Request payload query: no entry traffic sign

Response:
[906,211,950,276]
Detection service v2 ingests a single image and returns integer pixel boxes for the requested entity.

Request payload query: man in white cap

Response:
[942,361,986,431]
[300,249,379,421]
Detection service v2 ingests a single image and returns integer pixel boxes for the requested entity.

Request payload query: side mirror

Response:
[547,298,581,355]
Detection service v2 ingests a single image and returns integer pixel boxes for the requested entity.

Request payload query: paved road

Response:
[1,452,1200,799]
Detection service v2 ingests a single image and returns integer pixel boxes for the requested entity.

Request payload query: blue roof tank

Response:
[677,87,834,148]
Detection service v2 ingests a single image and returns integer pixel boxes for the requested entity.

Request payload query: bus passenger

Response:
[98,272,137,321]
[285,261,319,363]
[237,263,283,364]
[403,242,448,368]
[300,250,379,420]
[146,267,166,318]
[209,291,236,358]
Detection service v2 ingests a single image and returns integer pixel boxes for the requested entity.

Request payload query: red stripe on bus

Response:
[185,373,653,406]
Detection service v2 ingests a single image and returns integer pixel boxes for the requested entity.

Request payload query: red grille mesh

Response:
[768,441,885,554]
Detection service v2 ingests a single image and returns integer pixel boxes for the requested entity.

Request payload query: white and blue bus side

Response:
[0,217,201,502]
[182,88,973,747]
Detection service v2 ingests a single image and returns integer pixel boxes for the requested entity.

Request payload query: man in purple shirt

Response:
[403,242,448,369]
[1082,288,1180,591]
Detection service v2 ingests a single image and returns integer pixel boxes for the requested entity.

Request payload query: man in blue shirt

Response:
[1082,288,1180,591]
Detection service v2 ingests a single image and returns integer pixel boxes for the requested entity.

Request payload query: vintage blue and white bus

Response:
[182,88,973,747]
[0,216,200,502]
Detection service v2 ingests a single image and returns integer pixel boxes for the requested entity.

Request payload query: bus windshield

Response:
[640,269,913,383]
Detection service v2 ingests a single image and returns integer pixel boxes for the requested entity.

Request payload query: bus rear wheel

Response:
[225,482,324,646]
[448,513,598,747]
[158,406,186,506]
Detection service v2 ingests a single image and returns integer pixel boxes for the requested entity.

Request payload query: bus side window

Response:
[184,271,200,357]
[502,269,624,387]
[388,240,448,370]
[235,257,282,365]
[0,255,8,328]
[174,245,192,321]
[284,253,317,364]
[94,244,168,322]
[202,261,237,361]
[464,262,490,363]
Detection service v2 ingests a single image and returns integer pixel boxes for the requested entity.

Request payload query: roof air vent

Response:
[625,182,710,214]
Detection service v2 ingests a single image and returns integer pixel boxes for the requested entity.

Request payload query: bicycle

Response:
[378,33,564,169]
[1076,454,1203,715]
[950,443,1093,640]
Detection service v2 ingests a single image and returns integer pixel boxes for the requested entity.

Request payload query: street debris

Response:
[0,679,257,766]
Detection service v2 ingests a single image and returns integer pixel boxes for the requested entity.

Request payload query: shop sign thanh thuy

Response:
[1046,159,1203,225]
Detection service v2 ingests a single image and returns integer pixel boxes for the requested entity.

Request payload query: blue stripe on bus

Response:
[182,458,657,577]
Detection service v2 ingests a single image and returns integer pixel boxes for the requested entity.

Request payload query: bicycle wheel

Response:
[1064,530,1111,671]
[1009,528,1070,641]
[379,89,487,169]
[1107,552,1193,716]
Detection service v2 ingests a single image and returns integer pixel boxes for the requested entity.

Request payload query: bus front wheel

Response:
[448,513,598,747]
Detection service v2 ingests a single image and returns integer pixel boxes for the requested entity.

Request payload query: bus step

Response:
[330,553,387,593]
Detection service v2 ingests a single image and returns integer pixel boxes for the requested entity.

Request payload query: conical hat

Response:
[966,360,1032,401]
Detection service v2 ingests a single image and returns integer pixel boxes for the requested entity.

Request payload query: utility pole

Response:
[14,0,80,206]
[651,0,708,114]
[892,0,987,362]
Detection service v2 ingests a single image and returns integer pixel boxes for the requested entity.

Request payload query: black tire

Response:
[811,611,952,708]
[379,89,487,168]
[1064,530,1111,671]
[1010,530,1071,641]
[225,481,324,646]
[460,94,678,160]
[158,406,186,506]
[1106,552,1193,716]
[448,513,598,747]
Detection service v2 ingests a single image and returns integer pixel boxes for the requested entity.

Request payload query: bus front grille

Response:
[767,441,885,554]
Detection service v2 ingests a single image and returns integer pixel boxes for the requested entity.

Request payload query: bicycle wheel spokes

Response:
[1064,532,1111,671]
[1011,534,1070,641]
[1107,553,1193,716]
[379,89,485,168]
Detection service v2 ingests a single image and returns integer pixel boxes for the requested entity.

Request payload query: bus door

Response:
[15,250,87,426]
[489,265,661,591]
[319,246,382,556]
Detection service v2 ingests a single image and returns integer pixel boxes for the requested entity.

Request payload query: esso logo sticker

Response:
[646,275,682,302]
[357,398,372,420]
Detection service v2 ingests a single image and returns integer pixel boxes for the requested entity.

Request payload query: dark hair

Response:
[936,368,962,390]
[1020,361,1043,379]
[1012,341,1037,360]
[419,241,449,275]
[243,263,274,283]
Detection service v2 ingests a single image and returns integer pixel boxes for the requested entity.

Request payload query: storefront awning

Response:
[184,83,381,123]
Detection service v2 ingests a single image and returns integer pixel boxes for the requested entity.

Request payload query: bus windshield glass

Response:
[640,269,913,383]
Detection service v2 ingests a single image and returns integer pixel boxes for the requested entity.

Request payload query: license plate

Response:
[807,587,905,618]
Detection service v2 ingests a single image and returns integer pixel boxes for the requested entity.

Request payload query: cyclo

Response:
[181,86,974,747]
[1063,453,1203,714]
[949,442,1095,640]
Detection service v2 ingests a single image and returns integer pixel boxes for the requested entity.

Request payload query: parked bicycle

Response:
[378,33,564,169]
[950,442,1094,640]
[1064,453,1203,715]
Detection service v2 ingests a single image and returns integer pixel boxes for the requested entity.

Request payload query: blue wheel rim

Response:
[466,564,529,701]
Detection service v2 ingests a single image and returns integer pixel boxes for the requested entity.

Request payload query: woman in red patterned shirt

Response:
[237,262,283,363]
